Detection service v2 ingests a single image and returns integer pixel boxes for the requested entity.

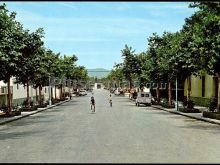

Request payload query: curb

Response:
[0,99,70,125]
[151,105,220,126]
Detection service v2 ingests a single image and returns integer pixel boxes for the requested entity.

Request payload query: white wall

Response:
[0,77,70,102]
[13,84,28,99]
[94,83,104,89]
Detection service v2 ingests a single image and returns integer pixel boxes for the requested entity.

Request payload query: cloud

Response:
[60,50,120,57]
[141,2,191,10]
[83,2,191,11]
[13,9,160,39]
[16,10,158,25]
[43,37,112,42]
[56,2,78,10]
[11,3,193,37]
[75,51,123,70]
[3,2,196,70]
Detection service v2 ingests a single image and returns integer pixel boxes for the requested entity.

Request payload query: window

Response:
[145,94,149,97]
[1,87,6,94]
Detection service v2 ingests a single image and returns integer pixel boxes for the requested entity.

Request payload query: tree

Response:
[51,53,64,100]
[15,28,44,108]
[68,65,88,92]
[58,55,78,97]
[136,52,151,88]
[106,63,125,89]
[121,44,140,89]
[31,47,53,105]
[0,3,26,113]
[184,1,220,107]
[153,32,175,106]
[147,33,165,103]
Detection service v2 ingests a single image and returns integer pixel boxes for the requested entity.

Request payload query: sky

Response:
[1,1,198,70]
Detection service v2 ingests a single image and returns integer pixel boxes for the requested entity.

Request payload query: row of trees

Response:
[105,2,220,107]
[0,3,89,114]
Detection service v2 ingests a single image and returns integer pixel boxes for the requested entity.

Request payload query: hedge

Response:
[203,111,220,120]
[190,97,210,107]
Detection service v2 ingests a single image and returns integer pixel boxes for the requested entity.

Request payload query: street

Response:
[1,89,220,163]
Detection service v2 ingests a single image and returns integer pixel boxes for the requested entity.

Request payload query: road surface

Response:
[1,89,220,163]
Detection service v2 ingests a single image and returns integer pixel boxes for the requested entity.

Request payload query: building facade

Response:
[184,74,218,107]
[0,77,64,107]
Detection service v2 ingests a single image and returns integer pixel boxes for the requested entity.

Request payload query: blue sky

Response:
[2,2,197,70]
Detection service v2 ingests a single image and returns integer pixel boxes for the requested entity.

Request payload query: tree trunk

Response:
[69,85,71,97]
[55,85,57,99]
[129,77,133,90]
[36,88,38,102]
[63,85,65,97]
[156,82,160,103]
[60,85,63,98]
[51,86,53,100]
[26,81,30,108]
[187,76,191,101]
[7,76,12,114]
[39,85,42,105]
[217,76,220,110]
[168,81,172,106]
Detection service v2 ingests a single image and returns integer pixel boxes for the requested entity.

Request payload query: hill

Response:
[87,68,111,78]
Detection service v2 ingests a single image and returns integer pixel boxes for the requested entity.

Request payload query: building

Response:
[94,83,104,89]
[184,74,218,107]
[0,77,65,107]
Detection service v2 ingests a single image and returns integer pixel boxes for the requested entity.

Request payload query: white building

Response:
[94,83,104,89]
[0,77,65,107]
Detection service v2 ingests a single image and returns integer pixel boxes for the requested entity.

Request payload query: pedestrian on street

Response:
[109,94,112,107]
[91,96,95,112]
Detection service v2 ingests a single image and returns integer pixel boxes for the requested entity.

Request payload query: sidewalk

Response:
[0,99,70,125]
[151,105,220,126]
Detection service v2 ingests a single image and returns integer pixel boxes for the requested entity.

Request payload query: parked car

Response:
[79,90,87,96]
[135,92,152,106]
[114,88,122,95]
[114,89,120,95]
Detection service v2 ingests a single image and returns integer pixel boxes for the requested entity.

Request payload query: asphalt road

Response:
[1,89,220,163]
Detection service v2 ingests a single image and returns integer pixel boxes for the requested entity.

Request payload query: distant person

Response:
[109,94,112,107]
[133,90,137,99]
[91,96,95,112]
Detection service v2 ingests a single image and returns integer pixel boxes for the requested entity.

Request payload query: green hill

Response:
[87,68,111,78]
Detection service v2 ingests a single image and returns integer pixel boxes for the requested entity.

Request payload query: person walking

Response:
[91,96,95,112]
[109,94,112,107]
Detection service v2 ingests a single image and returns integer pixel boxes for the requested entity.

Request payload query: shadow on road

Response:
[6,115,56,127]
[0,129,47,140]
[123,104,136,107]
[177,123,220,134]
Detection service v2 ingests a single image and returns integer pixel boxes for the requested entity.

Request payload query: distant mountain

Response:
[87,68,111,78]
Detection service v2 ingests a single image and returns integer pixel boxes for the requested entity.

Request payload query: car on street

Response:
[79,90,87,96]
[114,89,120,95]
[135,92,152,106]
[114,88,122,95]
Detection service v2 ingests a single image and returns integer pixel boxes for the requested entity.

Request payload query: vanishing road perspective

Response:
[1,1,220,164]
[1,89,220,163]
